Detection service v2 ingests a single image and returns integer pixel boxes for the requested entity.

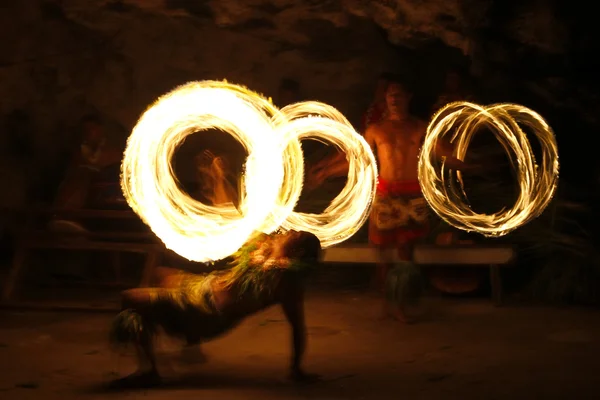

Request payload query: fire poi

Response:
[418,101,560,236]
[120,80,378,262]
[113,81,559,387]
[113,81,377,387]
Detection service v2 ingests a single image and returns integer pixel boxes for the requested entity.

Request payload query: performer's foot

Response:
[390,310,416,324]
[389,306,416,324]
[379,303,416,324]
[289,369,321,384]
[111,369,161,388]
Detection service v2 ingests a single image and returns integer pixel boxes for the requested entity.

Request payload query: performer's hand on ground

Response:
[179,345,209,365]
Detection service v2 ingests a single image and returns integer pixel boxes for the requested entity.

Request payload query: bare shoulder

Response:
[365,122,383,133]
[364,123,384,141]
[371,119,395,133]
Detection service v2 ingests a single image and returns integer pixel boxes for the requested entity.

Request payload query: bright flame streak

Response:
[418,101,560,237]
[276,102,378,247]
[121,81,377,261]
[121,81,287,262]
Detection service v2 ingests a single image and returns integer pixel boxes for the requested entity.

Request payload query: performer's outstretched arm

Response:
[434,138,474,171]
[307,126,377,189]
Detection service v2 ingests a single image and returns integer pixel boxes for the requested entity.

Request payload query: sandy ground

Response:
[0,291,599,400]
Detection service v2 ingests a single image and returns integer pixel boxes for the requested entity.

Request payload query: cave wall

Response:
[0,0,596,209]
[0,1,408,207]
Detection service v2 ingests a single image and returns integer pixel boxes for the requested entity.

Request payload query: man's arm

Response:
[319,151,349,179]
[431,132,469,170]
[306,126,378,190]
[311,116,374,174]
[311,150,342,171]
[416,119,469,171]
[305,152,348,190]
[317,126,376,180]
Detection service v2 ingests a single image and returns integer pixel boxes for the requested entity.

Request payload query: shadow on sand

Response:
[80,370,355,396]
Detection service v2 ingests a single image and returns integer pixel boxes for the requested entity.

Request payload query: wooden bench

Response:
[322,243,516,306]
[1,207,164,304]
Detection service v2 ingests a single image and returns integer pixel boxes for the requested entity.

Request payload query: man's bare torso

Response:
[366,117,426,182]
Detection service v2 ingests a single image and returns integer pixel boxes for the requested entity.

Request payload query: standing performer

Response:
[307,76,469,322]
[306,73,390,189]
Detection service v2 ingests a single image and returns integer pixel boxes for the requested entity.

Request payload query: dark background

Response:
[0,0,598,303]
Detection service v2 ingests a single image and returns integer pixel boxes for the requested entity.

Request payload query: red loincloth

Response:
[368,178,430,246]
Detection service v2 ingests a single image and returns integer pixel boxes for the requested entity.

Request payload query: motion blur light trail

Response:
[418,102,560,237]
[275,102,377,247]
[121,81,284,262]
[121,81,377,262]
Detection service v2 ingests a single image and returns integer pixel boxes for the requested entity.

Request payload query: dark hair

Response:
[384,76,412,95]
[287,231,321,261]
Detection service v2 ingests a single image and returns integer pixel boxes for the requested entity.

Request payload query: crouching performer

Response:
[109,230,321,387]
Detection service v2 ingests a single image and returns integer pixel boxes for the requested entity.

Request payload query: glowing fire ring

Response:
[418,101,559,237]
[277,102,377,247]
[121,81,377,261]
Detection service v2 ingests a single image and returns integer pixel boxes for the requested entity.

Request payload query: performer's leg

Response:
[154,268,210,361]
[396,239,412,261]
[386,234,421,324]
[110,308,162,387]
[374,241,395,319]
[154,266,186,288]
[116,331,161,387]
[119,290,159,374]
[280,280,319,383]
[121,288,154,310]
[369,218,393,293]
[136,325,159,374]
[376,249,393,294]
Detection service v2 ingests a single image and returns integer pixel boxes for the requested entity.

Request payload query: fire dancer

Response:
[110,229,321,387]
[307,76,468,322]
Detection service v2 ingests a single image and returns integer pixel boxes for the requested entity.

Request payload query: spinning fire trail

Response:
[418,102,559,237]
[121,80,377,262]
[121,82,559,261]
